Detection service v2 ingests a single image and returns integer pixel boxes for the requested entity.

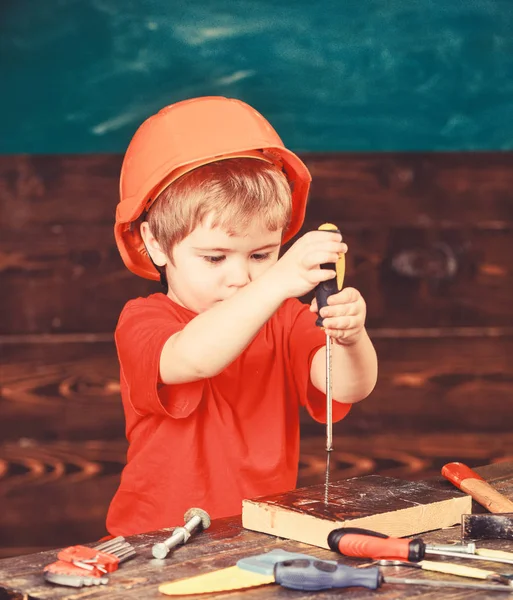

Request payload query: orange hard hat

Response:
[115,96,311,280]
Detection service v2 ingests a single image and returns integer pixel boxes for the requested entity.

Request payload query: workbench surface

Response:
[2,461,513,600]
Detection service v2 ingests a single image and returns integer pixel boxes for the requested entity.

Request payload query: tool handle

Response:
[419,560,498,580]
[328,530,425,561]
[476,548,513,560]
[442,462,513,513]
[314,223,344,327]
[315,277,340,327]
[273,559,382,591]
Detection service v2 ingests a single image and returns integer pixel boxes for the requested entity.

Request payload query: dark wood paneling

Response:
[299,435,513,487]
[299,221,513,329]
[306,153,513,224]
[2,334,512,556]
[1,152,513,559]
[2,335,512,443]
[1,153,513,334]
[4,223,513,332]
[337,332,513,433]
[1,435,512,559]
[0,440,126,553]
[4,153,512,228]
[1,340,123,440]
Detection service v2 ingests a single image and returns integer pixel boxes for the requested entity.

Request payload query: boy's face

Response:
[166,216,283,313]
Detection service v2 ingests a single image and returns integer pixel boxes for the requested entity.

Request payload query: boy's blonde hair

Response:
[146,158,292,257]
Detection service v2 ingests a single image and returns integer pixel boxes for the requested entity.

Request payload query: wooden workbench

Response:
[2,462,513,599]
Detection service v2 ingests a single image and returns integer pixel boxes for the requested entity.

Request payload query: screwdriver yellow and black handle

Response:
[315,223,346,327]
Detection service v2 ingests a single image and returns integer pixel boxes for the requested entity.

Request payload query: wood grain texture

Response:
[1,463,513,600]
[1,151,512,562]
[242,475,472,548]
[298,434,513,487]
[2,434,513,559]
[340,333,513,433]
[1,153,513,333]
[0,440,126,552]
[2,335,512,444]
[1,341,123,440]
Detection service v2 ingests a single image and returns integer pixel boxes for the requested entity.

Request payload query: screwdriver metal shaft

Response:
[313,223,345,504]
[325,331,333,452]
[313,222,344,455]
[384,576,513,592]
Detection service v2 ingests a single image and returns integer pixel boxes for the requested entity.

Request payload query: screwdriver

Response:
[327,527,513,567]
[372,559,513,586]
[314,223,345,453]
[273,558,513,593]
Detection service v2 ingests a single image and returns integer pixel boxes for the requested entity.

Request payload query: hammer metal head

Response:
[462,513,513,540]
[184,507,211,530]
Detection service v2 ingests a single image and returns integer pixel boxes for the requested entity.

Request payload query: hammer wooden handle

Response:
[442,462,513,513]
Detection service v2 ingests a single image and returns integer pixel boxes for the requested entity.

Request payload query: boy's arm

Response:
[310,327,378,404]
[160,230,346,385]
[160,274,284,383]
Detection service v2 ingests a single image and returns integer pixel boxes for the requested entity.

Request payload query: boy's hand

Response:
[310,287,367,346]
[270,230,347,299]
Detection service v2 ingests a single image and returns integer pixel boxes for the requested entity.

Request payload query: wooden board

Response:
[242,474,472,549]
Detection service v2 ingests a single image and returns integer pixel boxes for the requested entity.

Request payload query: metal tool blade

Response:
[428,548,513,566]
[325,332,333,452]
[324,330,333,505]
[384,576,513,592]
[324,450,331,504]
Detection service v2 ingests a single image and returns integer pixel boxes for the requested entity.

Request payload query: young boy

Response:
[109,96,377,536]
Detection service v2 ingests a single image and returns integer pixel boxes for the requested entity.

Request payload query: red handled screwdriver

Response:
[327,527,513,567]
[328,527,427,561]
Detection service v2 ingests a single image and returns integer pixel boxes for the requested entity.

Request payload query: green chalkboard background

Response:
[1,0,512,153]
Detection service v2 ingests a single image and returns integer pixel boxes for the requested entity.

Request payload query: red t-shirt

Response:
[106,293,350,536]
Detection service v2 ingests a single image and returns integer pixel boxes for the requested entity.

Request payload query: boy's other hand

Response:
[310,287,367,346]
[269,230,347,299]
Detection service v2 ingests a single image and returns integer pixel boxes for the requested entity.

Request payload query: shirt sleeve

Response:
[115,299,205,419]
[288,300,351,424]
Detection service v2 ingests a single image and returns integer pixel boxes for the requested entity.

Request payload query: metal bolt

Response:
[428,542,477,555]
[152,508,211,559]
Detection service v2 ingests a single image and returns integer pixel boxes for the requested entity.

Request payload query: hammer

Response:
[442,462,513,513]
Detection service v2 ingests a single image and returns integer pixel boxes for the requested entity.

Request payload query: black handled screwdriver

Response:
[273,559,513,593]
